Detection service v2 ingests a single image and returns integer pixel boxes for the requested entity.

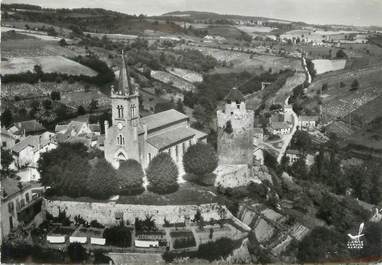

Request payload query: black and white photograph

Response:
[0,0,382,264]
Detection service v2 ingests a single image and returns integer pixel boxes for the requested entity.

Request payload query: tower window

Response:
[130,104,137,118]
[117,105,124,118]
[117,134,125,145]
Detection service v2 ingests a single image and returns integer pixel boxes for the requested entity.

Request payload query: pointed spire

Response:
[116,50,134,96]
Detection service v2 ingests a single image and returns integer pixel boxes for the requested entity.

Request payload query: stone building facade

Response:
[104,54,207,169]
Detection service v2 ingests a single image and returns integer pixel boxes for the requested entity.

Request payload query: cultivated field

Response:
[166,67,203,83]
[1,56,97,76]
[306,64,382,120]
[312,59,346,75]
[1,81,95,99]
[150,70,196,92]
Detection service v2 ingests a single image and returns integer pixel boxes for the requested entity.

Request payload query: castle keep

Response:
[104,54,207,169]
[217,88,254,166]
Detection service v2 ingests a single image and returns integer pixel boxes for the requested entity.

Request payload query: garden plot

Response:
[1,56,97,76]
[166,67,203,83]
[312,59,346,75]
[150,70,196,92]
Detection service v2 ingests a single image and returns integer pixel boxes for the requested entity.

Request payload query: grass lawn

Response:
[118,182,220,205]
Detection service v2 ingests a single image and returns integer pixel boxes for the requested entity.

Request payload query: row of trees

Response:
[39,141,218,198]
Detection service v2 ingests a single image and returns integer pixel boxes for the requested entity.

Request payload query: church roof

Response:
[146,127,196,150]
[141,109,189,133]
[225,87,244,102]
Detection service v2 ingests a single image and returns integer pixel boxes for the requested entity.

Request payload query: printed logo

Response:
[347,222,364,249]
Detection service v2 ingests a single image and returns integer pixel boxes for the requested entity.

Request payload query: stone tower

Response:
[216,87,254,166]
[104,53,141,169]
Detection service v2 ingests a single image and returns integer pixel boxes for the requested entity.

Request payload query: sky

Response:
[4,0,382,26]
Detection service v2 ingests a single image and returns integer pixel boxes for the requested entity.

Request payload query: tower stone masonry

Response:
[217,87,254,166]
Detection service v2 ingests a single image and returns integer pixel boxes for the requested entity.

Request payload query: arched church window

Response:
[117,105,124,118]
[130,104,137,118]
[117,134,125,145]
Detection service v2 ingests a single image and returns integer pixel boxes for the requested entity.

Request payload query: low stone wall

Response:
[43,199,231,226]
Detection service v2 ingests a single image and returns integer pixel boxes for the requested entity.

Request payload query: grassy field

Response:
[2,38,83,58]
[180,45,302,74]
[2,56,97,76]
[312,59,346,75]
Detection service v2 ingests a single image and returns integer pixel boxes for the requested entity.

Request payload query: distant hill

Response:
[1,4,183,34]
[161,10,293,24]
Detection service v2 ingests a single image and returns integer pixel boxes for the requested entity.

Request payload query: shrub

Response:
[146,153,178,194]
[117,159,144,195]
[87,159,119,199]
[90,220,104,229]
[103,224,132,247]
[183,142,218,179]
[67,243,87,263]
[197,237,236,261]
[350,79,359,91]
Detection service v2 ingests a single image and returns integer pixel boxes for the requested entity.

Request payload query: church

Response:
[104,54,207,169]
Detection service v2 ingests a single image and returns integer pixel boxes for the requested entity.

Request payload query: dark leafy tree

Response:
[350,79,360,91]
[87,159,119,199]
[176,99,185,114]
[50,91,61,100]
[297,227,349,263]
[77,105,86,115]
[58,38,67,47]
[1,108,13,128]
[67,243,87,263]
[38,143,90,197]
[89,99,98,112]
[42,99,52,110]
[336,49,347,58]
[1,148,14,175]
[197,238,236,261]
[183,142,218,178]
[117,159,144,195]
[103,224,132,247]
[146,152,178,194]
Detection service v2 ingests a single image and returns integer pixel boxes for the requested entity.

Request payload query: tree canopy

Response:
[146,152,178,194]
[117,159,144,195]
[183,142,218,178]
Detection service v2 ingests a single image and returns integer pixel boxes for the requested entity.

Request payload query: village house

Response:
[253,127,264,141]
[8,119,46,136]
[55,121,100,147]
[11,132,57,181]
[1,127,18,150]
[104,54,207,170]
[269,121,292,135]
[298,115,319,130]
[1,178,44,239]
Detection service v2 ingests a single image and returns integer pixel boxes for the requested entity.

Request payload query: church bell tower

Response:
[104,52,141,169]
